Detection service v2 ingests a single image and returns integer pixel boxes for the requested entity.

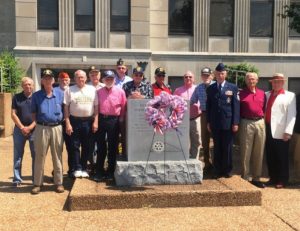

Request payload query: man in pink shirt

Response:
[239,72,266,188]
[174,71,201,159]
[93,70,127,182]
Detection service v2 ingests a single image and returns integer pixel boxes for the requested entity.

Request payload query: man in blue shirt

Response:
[31,69,64,194]
[190,67,215,172]
[11,77,36,186]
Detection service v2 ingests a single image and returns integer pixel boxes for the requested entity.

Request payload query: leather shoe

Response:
[265,179,276,186]
[31,186,41,195]
[251,180,265,188]
[56,185,64,193]
[224,173,232,178]
[275,182,285,189]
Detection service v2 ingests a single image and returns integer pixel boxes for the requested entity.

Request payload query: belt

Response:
[242,117,263,121]
[190,115,201,121]
[70,115,93,121]
[99,113,119,119]
[37,121,61,127]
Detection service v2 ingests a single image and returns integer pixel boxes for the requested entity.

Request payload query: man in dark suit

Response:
[207,63,240,178]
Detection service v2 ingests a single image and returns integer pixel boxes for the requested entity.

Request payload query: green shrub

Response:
[225,63,259,89]
[0,50,24,93]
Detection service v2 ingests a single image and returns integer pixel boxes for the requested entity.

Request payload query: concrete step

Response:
[68,175,261,211]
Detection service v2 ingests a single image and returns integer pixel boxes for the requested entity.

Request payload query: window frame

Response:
[288,1,300,37]
[168,0,194,36]
[74,0,95,31]
[110,0,131,32]
[37,0,59,30]
[209,0,234,37]
[250,0,274,37]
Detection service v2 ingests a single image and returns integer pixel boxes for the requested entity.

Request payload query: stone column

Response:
[234,0,250,52]
[193,0,209,52]
[59,0,74,47]
[273,0,289,53]
[95,0,110,48]
[131,0,150,49]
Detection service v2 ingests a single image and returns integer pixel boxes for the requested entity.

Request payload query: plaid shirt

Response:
[190,81,215,111]
[122,80,154,99]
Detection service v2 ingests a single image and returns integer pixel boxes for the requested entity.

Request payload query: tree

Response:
[279,3,300,33]
[225,63,259,89]
[0,50,24,93]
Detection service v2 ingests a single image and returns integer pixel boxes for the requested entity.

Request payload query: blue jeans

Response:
[13,126,35,183]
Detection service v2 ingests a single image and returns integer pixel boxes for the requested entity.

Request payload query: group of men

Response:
[11,59,299,195]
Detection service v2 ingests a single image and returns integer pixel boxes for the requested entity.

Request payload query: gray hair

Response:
[245,72,258,80]
[74,70,87,78]
[21,77,34,86]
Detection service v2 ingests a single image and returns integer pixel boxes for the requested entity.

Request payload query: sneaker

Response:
[93,173,104,182]
[12,182,21,187]
[73,170,82,178]
[81,171,89,178]
[251,180,265,188]
[31,186,41,195]
[56,185,64,193]
[275,182,285,189]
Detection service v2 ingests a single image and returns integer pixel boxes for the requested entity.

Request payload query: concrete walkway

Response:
[0,136,300,231]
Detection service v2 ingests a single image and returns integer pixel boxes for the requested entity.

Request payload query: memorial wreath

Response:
[145,92,187,134]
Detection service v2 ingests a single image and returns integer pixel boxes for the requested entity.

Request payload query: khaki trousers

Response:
[190,117,201,159]
[200,112,212,166]
[33,124,63,186]
[239,118,265,181]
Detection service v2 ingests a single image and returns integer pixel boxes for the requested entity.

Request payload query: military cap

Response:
[201,67,212,75]
[133,66,144,75]
[89,66,100,73]
[155,67,166,76]
[42,69,54,78]
[103,70,116,79]
[215,63,226,72]
[117,58,126,66]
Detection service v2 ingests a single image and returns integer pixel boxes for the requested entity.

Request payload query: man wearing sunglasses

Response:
[115,58,132,88]
[123,66,153,99]
[174,71,201,159]
[152,67,172,96]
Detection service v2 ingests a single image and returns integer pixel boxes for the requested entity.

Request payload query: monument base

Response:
[115,159,203,186]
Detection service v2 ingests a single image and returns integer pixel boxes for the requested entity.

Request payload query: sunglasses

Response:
[117,66,126,70]
[184,76,193,79]
[156,74,165,78]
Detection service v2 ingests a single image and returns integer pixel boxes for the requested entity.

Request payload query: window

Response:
[257,77,271,92]
[209,0,234,36]
[168,76,183,92]
[38,0,58,29]
[289,1,300,37]
[288,78,300,94]
[111,0,130,32]
[75,0,95,31]
[250,0,273,37]
[169,0,193,35]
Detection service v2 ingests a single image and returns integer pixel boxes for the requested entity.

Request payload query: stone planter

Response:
[0,92,13,137]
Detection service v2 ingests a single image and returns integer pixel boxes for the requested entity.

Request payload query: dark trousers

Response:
[69,116,92,171]
[96,116,119,175]
[62,121,73,174]
[211,129,233,175]
[266,124,289,184]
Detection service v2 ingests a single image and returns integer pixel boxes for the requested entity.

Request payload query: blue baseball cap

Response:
[103,70,116,78]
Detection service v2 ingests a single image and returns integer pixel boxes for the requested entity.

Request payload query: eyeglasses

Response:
[117,66,126,70]
[184,76,193,79]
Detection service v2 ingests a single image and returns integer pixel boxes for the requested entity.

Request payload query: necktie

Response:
[218,84,222,92]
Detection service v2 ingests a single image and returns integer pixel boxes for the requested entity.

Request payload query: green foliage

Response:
[279,3,300,33]
[225,63,259,89]
[0,50,24,93]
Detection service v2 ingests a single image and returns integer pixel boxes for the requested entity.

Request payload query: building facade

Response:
[1,0,300,92]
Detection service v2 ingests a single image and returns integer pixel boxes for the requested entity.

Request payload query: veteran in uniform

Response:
[64,70,98,179]
[207,63,240,178]
[31,69,64,194]
[115,58,132,88]
[152,67,172,96]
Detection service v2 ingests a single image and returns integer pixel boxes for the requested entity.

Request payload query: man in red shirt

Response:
[239,72,266,188]
[152,67,172,96]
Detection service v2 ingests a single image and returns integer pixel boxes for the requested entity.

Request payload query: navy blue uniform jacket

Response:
[207,81,240,130]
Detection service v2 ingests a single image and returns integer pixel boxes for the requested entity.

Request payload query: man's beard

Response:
[105,83,114,88]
